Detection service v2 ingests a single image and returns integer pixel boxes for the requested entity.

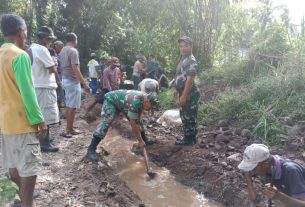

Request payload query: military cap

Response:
[178,36,193,45]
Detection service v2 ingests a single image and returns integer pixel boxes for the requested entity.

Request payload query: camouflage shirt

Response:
[174,54,197,94]
[104,90,145,119]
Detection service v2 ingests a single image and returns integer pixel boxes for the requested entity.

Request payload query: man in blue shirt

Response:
[239,144,305,206]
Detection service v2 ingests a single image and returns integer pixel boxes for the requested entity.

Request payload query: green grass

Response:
[159,46,305,144]
[196,51,305,144]
[159,88,179,110]
[0,177,18,205]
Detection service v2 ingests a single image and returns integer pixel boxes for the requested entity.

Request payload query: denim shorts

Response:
[62,79,81,109]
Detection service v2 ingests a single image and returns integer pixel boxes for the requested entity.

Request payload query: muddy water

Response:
[101,129,223,207]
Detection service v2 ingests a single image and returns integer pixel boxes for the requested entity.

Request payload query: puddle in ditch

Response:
[101,129,223,207]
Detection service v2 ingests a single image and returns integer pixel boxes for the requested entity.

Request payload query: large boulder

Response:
[157,109,182,127]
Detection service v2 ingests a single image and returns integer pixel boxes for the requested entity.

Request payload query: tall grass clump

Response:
[202,61,253,87]
[201,49,305,143]
[159,89,179,110]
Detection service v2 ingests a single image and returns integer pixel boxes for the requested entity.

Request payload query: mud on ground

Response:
[108,81,304,207]
[2,80,304,207]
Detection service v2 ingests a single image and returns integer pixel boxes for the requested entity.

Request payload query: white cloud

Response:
[272,0,305,24]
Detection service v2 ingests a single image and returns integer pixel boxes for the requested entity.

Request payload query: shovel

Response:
[143,147,156,178]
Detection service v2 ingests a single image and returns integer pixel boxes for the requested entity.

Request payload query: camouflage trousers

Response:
[93,99,144,140]
[180,89,200,138]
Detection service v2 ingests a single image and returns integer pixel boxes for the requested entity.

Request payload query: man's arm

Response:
[69,49,89,92]
[156,87,160,96]
[266,184,305,207]
[54,70,61,87]
[180,76,194,107]
[129,119,145,148]
[13,53,48,136]
[138,81,142,91]
[136,62,143,74]
[13,53,45,125]
[102,69,112,91]
[244,172,257,201]
[85,100,97,116]
[38,47,56,73]
[71,64,89,92]
[48,56,57,74]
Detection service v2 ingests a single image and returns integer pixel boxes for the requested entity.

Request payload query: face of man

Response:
[111,58,120,69]
[54,45,63,54]
[179,41,192,57]
[143,99,152,111]
[43,37,53,48]
[251,162,269,177]
[17,26,27,49]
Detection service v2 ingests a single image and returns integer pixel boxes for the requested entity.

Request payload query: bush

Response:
[0,178,18,205]
[159,88,179,110]
[198,102,220,125]
[203,60,305,143]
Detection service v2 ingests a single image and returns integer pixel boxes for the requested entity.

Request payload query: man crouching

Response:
[239,144,305,207]
[86,90,158,161]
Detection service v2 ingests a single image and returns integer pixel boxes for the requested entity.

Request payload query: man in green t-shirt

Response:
[87,90,158,161]
[0,14,47,207]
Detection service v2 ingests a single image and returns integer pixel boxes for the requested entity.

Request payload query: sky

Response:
[272,0,305,24]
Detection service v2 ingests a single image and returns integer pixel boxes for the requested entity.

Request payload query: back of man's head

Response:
[37,26,55,39]
[54,40,63,46]
[144,80,157,93]
[66,33,77,43]
[1,14,26,37]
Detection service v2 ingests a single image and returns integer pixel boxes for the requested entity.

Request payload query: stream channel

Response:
[101,129,224,207]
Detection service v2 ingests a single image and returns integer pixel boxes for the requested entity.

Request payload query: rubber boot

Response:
[40,128,59,152]
[141,131,155,145]
[175,135,196,146]
[87,136,101,161]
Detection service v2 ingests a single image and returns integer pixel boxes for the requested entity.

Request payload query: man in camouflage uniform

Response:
[87,90,158,161]
[174,36,200,145]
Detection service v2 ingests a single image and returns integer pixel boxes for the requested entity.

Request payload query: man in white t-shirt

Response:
[29,26,59,152]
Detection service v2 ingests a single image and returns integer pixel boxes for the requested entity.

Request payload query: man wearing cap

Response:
[0,14,47,207]
[86,90,158,161]
[53,41,65,114]
[174,36,200,145]
[29,26,60,152]
[238,144,305,206]
[138,78,160,95]
[60,33,90,138]
[87,52,99,94]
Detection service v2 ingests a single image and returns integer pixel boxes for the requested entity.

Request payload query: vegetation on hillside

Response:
[2,0,305,143]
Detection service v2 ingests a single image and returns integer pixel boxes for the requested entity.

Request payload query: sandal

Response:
[70,130,81,135]
[60,132,73,138]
